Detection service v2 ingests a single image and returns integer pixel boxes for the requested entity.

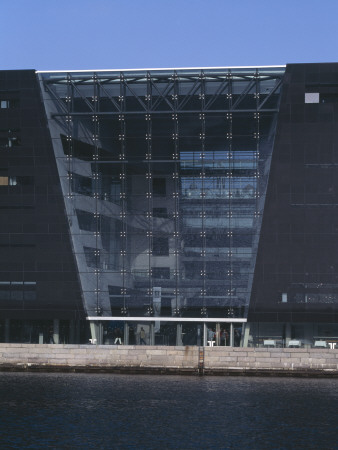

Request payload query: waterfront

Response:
[0,373,336,449]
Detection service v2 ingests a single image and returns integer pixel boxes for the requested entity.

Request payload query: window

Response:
[71,173,92,196]
[320,93,338,103]
[0,129,21,148]
[305,93,319,103]
[152,178,166,196]
[151,267,170,279]
[305,85,338,103]
[152,237,169,256]
[76,210,97,231]
[0,281,36,301]
[0,99,19,109]
[99,175,121,203]
[84,247,99,268]
[0,176,34,186]
[9,176,34,186]
[153,207,167,218]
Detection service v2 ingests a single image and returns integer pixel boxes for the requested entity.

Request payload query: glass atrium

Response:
[39,67,285,345]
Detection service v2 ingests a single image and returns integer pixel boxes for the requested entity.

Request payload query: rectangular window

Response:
[0,281,36,301]
[0,290,9,300]
[84,246,99,268]
[305,85,338,103]
[153,207,168,218]
[0,176,33,186]
[151,267,170,279]
[0,129,21,148]
[152,237,169,256]
[9,176,34,186]
[0,99,19,109]
[71,173,92,196]
[24,291,37,301]
[99,175,121,203]
[76,210,97,232]
[320,93,338,103]
[11,290,23,301]
[305,93,319,103]
[152,178,166,196]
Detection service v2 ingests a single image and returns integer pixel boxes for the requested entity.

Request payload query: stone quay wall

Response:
[0,344,338,377]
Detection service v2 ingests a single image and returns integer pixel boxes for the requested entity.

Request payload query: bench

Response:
[263,339,276,347]
[288,340,301,348]
[314,340,327,348]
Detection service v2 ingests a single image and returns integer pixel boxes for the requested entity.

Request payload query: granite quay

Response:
[0,344,338,377]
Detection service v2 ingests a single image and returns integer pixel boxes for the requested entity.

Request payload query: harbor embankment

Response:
[0,344,338,377]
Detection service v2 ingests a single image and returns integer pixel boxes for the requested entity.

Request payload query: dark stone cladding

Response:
[249,63,338,323]
[0,70,84,320]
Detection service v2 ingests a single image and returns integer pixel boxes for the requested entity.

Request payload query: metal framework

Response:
[40,69,284,116]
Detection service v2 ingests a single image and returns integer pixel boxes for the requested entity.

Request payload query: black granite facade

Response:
[0,70,84,330]
[249,63,338,324]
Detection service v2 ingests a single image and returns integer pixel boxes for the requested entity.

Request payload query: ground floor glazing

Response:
[0,318,337,349]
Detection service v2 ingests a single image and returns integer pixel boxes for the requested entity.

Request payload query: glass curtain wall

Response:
[38,68,284,343]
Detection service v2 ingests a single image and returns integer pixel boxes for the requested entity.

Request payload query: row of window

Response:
[0,176,34,186]
[0,281,36,301]
[73,207,256,219]
[70,172,258,199]
[305,92,338,103]
[0,99,19,109]
[60,135,267,161]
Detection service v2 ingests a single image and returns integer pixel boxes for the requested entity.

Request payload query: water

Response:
[0,373,336,449]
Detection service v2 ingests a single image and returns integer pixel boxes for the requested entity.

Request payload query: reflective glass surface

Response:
[39,68,284,319]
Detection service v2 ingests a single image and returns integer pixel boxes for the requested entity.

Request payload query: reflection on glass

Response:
[40,68,283,320]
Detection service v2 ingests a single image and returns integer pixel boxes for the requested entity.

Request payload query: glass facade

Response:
[38,68,284,344]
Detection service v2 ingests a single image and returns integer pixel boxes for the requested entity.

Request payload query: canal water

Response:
[0,373,336,449]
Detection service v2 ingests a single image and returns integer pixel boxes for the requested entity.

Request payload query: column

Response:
[230,323,234,347]
[98,322,103,344]
[53,319,59,344]
[124,322,129,345]
[242,323,251,347]
[176,323,183,346]
[197,324,202,346]
[76,320,81,344]
[215,323,221,346]
[149,322,155,346]
[69,320,75,344]
[203,323,207,347]
[90,321,101,344]
[285,323,291,348]
[5,318,10,343]
[304,323,314,349]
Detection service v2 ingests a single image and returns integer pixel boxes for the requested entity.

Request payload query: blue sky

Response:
[2,0,338,70]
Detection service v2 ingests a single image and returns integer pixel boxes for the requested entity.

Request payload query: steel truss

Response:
[40,69,284,117]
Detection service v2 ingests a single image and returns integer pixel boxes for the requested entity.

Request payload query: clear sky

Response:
[1,0,338,71]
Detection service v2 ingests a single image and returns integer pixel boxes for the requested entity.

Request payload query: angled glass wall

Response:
[38,68,284,329]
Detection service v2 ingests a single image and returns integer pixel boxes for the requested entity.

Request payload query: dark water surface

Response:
[0,373,337,449]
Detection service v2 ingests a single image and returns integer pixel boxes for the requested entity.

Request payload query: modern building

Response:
[0,63,337,348]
